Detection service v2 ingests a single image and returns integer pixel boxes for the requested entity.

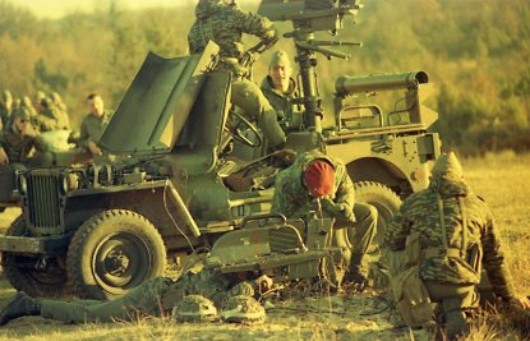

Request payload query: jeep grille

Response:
[26,172,62,228]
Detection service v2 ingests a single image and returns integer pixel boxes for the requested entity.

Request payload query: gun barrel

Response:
[335,71,429,97]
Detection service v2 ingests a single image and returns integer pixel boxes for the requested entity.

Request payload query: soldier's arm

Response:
[334,166,355,210]
[232,8,277,44]
[33,135,48,153]
[77,118,92,149]
[481,209,516,301]
[383,202,412,251]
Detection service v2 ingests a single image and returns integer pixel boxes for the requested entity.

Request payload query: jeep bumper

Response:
[0,235,70,255]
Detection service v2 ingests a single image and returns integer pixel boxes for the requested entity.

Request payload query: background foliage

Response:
[0,0,528,154]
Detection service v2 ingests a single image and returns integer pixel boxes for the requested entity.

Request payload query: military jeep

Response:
[0,0,440,300]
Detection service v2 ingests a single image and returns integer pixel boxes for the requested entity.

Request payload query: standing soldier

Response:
[271,149,377,289]
[384,152,530,340]
[77,93,113,158]
[261,50,301,131]
[188,0,286,149]
[0,90,14,131]
[50,91,70,130]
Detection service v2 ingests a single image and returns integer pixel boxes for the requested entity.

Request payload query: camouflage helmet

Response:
[229,281,255,297]
[172,295,219,323]
[431,152,464,180]
[220,295,265,324]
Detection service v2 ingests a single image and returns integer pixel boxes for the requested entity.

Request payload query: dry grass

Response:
[0,152,528,340]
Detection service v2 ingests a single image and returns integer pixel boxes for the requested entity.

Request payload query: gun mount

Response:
[258,0,363,131]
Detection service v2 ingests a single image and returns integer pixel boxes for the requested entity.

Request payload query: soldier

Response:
[0,90,14,131]
[0,268,264,325]
[34,97,70,132]
[260,50,301,131]
[271,149,377,289]
[49,91,70,130]
[0,107,50,166]
[383,152,530,340]
[188,0,286,149]
[77,93,113,157]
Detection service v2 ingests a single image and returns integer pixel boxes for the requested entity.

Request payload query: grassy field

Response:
[0,152,527,340]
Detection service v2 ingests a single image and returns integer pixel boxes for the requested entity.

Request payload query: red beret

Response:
[303,160,335,198]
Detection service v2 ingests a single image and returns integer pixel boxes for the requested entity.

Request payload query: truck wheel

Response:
[354,181,402,247]
[334,181,402,264]
[3,216,69,297]
[66,210,166,300]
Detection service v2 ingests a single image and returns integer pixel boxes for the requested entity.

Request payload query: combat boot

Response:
[342,253,369,291]
[442,299,470,341]
[0,291,41,326]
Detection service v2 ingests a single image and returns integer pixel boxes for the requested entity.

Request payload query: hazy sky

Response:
[10,0,192,19]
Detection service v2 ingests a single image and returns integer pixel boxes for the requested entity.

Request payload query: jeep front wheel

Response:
[3,216,70,297]
[66,210,166,300]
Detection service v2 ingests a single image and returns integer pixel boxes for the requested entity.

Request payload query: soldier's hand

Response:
[337,203,356,223]
[321,199,355,223]
[0,148,9,165]
[88,141,103,157]
[510,296,530,310]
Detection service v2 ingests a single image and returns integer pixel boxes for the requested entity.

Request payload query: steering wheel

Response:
[230,111,263,148]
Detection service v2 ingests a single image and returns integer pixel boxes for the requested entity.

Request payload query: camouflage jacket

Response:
[384,176,516,300]
[0,124,47,163]
[34,105,70,132]
[271,150,355,219]
[260,76,300,130]
[78,111,113,149]
[188,1,276,59]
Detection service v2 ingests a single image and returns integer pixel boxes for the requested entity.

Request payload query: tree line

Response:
[0,0,528,154]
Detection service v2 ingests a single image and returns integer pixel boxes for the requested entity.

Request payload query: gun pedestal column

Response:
[292,32,322,133]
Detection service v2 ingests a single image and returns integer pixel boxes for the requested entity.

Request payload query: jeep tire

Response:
[3,216,70,297]
[66,210,166,300]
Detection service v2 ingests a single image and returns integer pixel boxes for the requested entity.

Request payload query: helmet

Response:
[229,281,255,297]
[220,295,265,324]
[172,295,219,323]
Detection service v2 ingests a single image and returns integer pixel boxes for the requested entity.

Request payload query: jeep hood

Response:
[99,43,218,154]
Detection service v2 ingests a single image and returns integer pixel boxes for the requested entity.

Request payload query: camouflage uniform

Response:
[260,76,300,131]
[271,150,377,278]
[188,0,285,148]
[78,110,113,151]
[0,112,48,165]
[384,152,516,338]
[39,270,234,323]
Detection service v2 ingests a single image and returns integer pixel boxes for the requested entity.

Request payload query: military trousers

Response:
[231,79,286,148]
[424,281,477,339]
[40,277,174,323]
[39,270,233,324]
[335,203,378,274]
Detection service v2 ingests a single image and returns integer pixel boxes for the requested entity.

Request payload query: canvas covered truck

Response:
[0,0,440,300]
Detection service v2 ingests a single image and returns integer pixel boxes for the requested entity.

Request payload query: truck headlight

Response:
[18,174,27,194]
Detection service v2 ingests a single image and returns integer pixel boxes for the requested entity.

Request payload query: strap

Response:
[436,195,449,251]
[458,197,467,258]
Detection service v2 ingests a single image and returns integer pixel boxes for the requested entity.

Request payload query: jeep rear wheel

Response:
[334,181,402,262]
[354,181,402,247]
[3,216,69,297]
[66,210,166,300]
